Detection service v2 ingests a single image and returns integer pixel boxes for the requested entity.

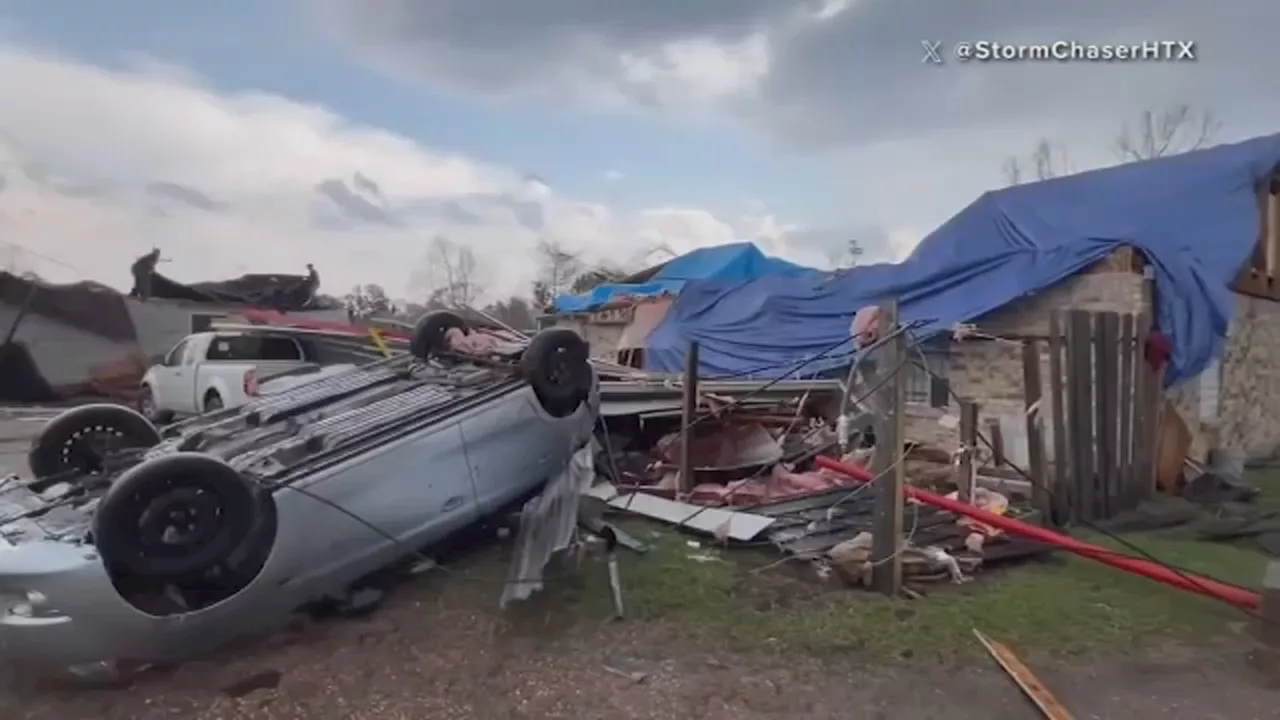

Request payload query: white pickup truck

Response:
[138,331,325,421]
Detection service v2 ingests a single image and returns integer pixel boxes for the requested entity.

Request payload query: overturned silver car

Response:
[0,312,597,672]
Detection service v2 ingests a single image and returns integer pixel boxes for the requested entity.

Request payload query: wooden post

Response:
[1021,341,1051,523]
[679,341,700,493]
[1117,313,1135,509]
[1047,312,1070,525]
[957,399,978,503]
[871,300,905,596]
[1250,560,1280,679]
[1131,313,1152,503]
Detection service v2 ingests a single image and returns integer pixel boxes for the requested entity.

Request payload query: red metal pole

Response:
[815,455,1260,611]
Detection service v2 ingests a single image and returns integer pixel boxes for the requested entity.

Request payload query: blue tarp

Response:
[552,242,813,313]
[645,134,1280,383]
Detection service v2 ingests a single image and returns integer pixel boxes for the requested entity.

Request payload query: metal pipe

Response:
[814,455,1261,611]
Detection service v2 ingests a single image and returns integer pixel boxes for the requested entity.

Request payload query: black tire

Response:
[92,452,268,582]
[520,328,592,417]
[28,404,161,483]
[410,310,468,361]
[203,392,224,413]
[136,385,174,425]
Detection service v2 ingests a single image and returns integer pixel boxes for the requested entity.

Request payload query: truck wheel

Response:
[203,391,224,412]
[410,310,468,361]
[28,404,161,488]
[92,453,270,582]
[136,385,174,425]
[520,328,592,417]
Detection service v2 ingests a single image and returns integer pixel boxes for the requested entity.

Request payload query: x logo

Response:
[921,40,943,64]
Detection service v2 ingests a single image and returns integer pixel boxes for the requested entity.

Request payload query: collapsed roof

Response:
[129,250,336,311]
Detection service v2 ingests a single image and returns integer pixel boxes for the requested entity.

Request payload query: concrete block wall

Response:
[1216,294,1280,458]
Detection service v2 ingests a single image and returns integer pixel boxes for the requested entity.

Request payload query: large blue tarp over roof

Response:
[644,134,1280,383]
[552,242,813,313]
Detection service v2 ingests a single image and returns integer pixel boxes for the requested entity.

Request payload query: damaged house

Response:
[555,133,1280,463]
[0,254,346,402]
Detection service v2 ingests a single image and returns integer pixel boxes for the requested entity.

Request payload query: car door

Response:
[459,388,564,515]
[150,339,194,414]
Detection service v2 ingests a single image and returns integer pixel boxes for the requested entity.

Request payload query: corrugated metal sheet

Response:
[501,443,596,607]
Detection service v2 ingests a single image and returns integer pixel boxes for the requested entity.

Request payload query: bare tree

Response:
[1114,104,1219,162]
[570,264,628,294]
[410,236,484,310]
[532,238,582,308]
[1002,103,1216,185]
[1002,139,1072,186]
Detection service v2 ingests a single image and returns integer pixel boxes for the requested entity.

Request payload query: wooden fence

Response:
[1022,310,1165,525]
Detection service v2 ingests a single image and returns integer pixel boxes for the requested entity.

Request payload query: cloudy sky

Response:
[0,0,1274,303]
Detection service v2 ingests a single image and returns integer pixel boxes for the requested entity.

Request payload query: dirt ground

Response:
[3,408,1280,718]
[3,572,1278,720]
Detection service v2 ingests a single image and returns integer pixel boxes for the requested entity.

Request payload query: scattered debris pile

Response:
[588,377,1055,590]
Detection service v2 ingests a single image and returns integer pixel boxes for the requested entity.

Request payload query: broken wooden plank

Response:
[605,491,776,541]
[1066,310,1095,522]
[1094,312,1120,519]
[973,629,1075,720]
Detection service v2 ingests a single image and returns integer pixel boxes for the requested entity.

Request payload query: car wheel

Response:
[203,392,224,412]
[410,310,468,361]
[28,404,161,489]
[520,328,592,417]
[92,452,270,582]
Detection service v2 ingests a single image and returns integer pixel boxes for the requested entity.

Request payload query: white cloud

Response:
[322,0,1280,261]
[0,43,823,303]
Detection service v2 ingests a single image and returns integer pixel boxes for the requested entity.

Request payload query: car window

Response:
[164,339,190,366]
[205,335,303,362]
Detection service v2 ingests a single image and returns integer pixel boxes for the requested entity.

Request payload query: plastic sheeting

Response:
[552,242,813,313]
[645,134,1280,382]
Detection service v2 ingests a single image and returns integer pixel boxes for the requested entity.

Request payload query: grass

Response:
[493,471,1280,664]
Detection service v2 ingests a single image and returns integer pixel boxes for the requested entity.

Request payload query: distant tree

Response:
[532,238,583,310]
[1001,103,1218,185]
[1114,103,1219,162]
[569,265,628,294]
[344,283,394,320]
[1002,138,1072,185]
[482,296,536,330]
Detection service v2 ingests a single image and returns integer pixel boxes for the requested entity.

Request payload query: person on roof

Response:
[301,263,320,306]
[128,248,162,301]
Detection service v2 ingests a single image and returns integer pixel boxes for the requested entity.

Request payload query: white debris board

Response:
[606,492,776,541]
